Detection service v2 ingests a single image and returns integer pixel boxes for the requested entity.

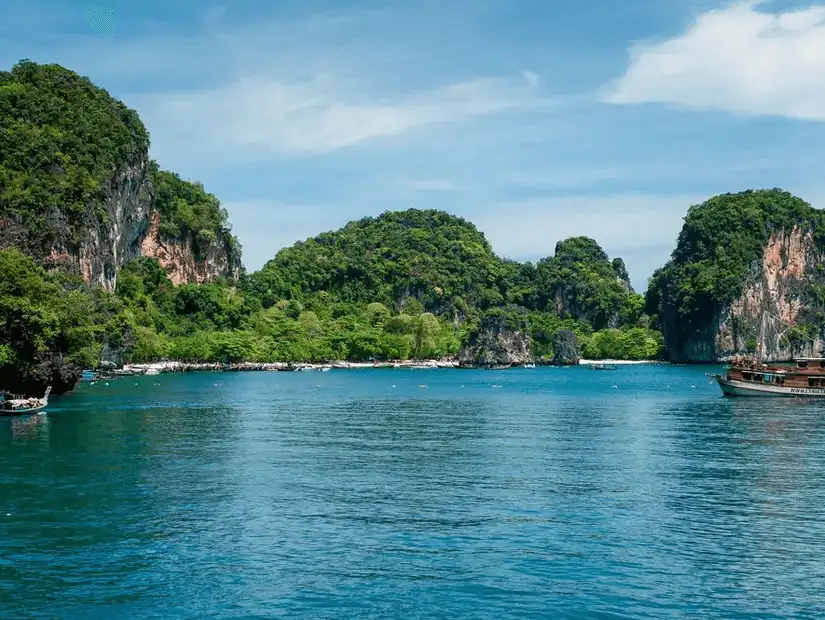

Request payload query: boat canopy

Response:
[795,358,825,369]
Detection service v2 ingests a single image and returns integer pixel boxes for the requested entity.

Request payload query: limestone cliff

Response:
[649,189,825,362]
[0,60,240,290]
[661,227,825,362]
[140,211,241,285]
[538,237,637,331]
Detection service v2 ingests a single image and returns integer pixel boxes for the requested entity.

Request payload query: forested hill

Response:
[0,60,662,394]
[251,210,644,326]
[251,209,529,317]
[0,60,240,288]
[647,189,825,362]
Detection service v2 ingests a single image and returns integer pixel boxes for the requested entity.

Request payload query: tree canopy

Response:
[646,189,825,348]
[0,60,149,248]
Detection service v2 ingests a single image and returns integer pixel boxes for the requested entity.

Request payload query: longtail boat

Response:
[591,363,617,371]
[0,387,52,416]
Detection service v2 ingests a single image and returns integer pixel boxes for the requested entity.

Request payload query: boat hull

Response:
[714,375,825,397]
[0,404,47,416]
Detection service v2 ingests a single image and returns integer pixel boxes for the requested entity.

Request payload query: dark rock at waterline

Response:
[457,311,532,367]
[0,353,80,396]
[552,330,581,365]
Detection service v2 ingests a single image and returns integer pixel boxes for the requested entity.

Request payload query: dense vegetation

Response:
[0,61,663,394]
[251,209,525,315]
[646,189,825,350]
[0,209,663,392]
[149,162,240,259]
[0,60,148,247]
[0,249,102,393]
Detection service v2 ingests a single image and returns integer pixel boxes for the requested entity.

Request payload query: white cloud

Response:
[604,1,825,120]
[133,73,545,157]
[520,69,539,88]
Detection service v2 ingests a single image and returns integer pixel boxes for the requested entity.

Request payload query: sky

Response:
[2,0,825,290]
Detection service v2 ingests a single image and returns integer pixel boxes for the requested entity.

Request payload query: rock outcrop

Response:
[43,158,153,290]
[552,330,581,365]
[10,161,241,291]
[0,60,241,291]
[140,212,241,286]
[457,313,532,366]
[650,190,825,362]
[662,227,825,362]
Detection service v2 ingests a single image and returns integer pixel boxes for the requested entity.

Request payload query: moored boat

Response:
[591,363,617,371]
[0,387,52,416]
[79,369,99,382]
[710,357,825,397]
[709,310,825,397]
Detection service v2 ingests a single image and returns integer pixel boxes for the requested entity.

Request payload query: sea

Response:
[2,365,825,619]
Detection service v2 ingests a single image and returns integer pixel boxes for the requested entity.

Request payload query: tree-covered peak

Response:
[553,236,609,266]
[252,208,507,314]
[670,189,820,267]
[646,188,824,348]
[0,59,150,246]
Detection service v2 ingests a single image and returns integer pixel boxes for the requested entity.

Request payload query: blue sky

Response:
[2,0,825,290]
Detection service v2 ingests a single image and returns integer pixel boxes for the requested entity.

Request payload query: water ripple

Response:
[2,366,825,618]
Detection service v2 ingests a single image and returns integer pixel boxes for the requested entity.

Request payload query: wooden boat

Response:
[710,312,825,397]
[0,387,51,416]
[710,357,825,397]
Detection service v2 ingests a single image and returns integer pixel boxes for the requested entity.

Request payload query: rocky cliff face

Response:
[54,158,152,289]
[140,211,241,286]
[1,158,240,291]
[457,314,532,366]
[0,158,152,290]
[661,226,825,362]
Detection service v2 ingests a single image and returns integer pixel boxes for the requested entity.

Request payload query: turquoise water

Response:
[3,366,825,619]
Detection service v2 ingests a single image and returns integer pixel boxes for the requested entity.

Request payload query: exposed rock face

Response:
[71,158,152,289]
[140,212,241,286]
[661,226,825,362]
[552,330,581,365]
[457,314,532,366]
[2,158,240,290]
[0,159,152,290]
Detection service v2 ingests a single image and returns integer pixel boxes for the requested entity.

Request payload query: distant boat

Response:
[486,364,512,370]
[591,363,617,371]
[79,370,99,382]
[0,387,51,416]
[523,363,536,369]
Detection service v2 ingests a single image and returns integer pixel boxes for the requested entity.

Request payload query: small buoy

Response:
[5,513,10,517]
[104,382,109,386]
[392,385,396,388]
[418,384,426,388]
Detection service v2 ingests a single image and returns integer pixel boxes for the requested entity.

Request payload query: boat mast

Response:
[757,311,766,366]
